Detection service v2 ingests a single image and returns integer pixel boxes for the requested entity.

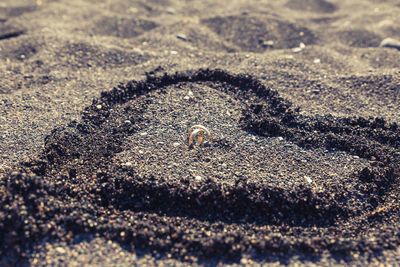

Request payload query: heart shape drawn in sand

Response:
[2,69,399,261]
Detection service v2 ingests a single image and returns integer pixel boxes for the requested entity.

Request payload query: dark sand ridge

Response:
[0,0,400,265]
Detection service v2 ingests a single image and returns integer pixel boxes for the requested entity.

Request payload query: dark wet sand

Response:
[0,0,399,266]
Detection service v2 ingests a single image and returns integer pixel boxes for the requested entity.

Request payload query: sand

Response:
[0,0,399,266]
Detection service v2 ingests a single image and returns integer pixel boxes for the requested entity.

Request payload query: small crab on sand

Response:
[188,125,211,147]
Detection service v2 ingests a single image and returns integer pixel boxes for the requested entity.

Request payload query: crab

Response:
[188,125,211,147]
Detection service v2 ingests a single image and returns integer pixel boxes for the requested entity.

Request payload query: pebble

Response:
[173,142,180,147]
[123,162,132,167]
[262,40,274,47]
[176,33,187,41]
[166,8,175,14]
[55,247,66,254]
[379,38,400,50]
[129,7,138,13]
[184,90,194,100]
[313,58,321,64]
[308,89,320,94]
[194,175,202,182]
[304,176,313,184]
[96,105,102,110]
[292,42,306,53]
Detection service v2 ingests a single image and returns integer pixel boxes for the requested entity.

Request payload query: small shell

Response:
[188,125,211,147]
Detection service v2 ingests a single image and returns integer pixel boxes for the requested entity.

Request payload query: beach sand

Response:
[0,0,399,265]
